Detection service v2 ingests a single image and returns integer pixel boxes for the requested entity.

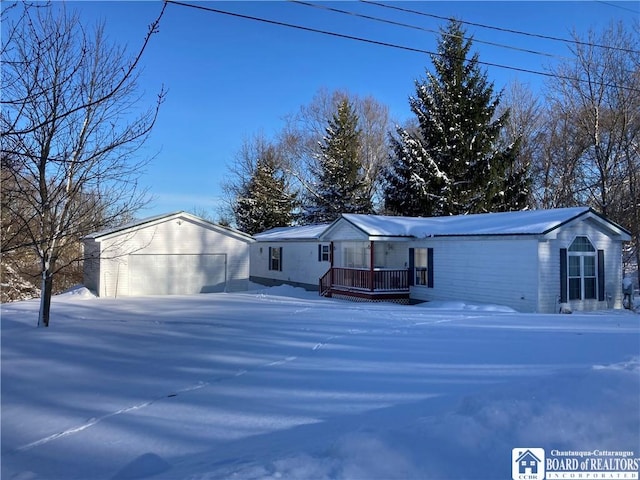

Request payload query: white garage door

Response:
[128,254,227,296]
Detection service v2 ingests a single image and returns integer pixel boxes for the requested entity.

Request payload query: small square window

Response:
[320,245,330,262]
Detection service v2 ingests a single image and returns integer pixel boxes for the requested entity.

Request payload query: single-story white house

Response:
[250,223,331,290]
[83,212,253,297]
[250,207,632,313]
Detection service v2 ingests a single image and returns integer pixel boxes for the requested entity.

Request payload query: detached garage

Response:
[83,212,253,297]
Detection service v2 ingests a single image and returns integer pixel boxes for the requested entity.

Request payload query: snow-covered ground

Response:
[2,286,639,480]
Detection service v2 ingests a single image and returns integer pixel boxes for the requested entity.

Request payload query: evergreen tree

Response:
[304,100,373,224]
[383,19,529,216]
[233,146,297,235]
[384,127,450,216]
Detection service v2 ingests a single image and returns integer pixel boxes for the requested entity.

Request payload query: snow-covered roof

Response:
[240,207,630,242]
[84,211,253,241]
[337,207,628,238]
[84,212,181,239]
[254,224,331,241]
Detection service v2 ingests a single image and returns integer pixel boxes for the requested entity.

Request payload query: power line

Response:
[290,0,564,60]
[361,0,640,55]
[165,0,429,54]
[294,0,636,78]
[596,1,640,14]
[164,0,640,94]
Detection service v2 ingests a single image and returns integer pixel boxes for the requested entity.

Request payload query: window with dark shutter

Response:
[566,237,598,301]
[560,248,568,303]
[412,248,433,288]
[408,248,415,286]
[269,246,282,271]
[318,244,330,262]
[597,250,605,301]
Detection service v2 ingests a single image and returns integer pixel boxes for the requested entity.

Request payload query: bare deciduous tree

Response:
[1,3,166,326]
[545,21,640,285]
[220,132,275,221]
[280,87,391,212]
[220,132,298,233]
[533,100,591,208]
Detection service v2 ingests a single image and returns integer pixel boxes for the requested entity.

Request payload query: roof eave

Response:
[84,211,254,243]
[429,232,541,238]
[83,211,184,240]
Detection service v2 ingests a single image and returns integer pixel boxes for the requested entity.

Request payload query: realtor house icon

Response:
[512,448,545,480]
[517,450,541,474]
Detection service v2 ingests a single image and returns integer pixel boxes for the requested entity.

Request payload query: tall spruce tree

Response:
[304,99,373,224]
[384,19,529,217]
[233,146,297,235]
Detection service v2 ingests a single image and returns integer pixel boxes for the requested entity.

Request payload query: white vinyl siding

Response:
[323,221,368,241]
[86,214,251,297]
[250,241,329,291]
[540,219,625,312]
[410,236,540,313]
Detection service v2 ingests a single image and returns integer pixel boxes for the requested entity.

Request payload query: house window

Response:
[568,236,596,300]
[373,244,386,268]
[318,244,330,262]
[414,248,429,286]
[269,247,282,271]
[409,247,433,288]
[343,242,369,268]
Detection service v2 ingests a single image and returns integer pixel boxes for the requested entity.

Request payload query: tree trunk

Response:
[38,272,53,328]
[635,238,640,292]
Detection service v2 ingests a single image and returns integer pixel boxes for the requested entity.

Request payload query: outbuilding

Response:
[83,212,253,297]
[251,207,632,313]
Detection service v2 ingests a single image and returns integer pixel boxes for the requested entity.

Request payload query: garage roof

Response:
[84,211,254,242]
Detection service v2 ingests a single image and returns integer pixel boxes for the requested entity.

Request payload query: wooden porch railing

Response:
[319,269,332,296]
[320,267,409,295]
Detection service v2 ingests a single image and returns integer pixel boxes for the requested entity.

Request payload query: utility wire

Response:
[596,1,640,14]
[361,0,640,55]
[290,0,564,60]
[295,0,636,77]
[164,0,640,94]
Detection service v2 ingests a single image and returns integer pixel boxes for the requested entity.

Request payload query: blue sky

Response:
[17,1,640,217]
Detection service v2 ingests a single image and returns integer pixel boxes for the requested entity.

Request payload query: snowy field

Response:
[2,286,639,480]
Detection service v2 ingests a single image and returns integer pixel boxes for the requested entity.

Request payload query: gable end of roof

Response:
[84,211,254,243]
[542,207,632,238]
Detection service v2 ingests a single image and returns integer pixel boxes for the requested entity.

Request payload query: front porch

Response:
[319,267,410,302]
[317,239,412,303]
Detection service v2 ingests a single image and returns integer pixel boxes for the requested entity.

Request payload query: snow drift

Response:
[1,287,638,479]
